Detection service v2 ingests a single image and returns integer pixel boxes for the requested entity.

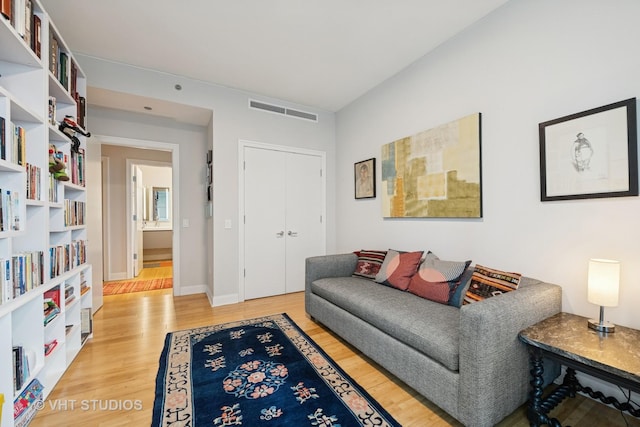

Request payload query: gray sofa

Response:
[305,253,562,427]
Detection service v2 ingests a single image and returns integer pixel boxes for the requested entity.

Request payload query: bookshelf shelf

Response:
[0,160,25,173]
[0,1,92,425]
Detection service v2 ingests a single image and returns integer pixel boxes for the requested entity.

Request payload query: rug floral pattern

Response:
[152,313,400,427]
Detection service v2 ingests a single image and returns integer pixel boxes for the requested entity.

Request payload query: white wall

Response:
[79,56,337,303]
[336,0,640,330]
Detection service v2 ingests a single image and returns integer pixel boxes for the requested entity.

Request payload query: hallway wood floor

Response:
[30,290,640,426]
[102,262,173,296]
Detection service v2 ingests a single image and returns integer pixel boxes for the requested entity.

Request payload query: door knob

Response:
[288,231,298,237]
[276,231,284,237]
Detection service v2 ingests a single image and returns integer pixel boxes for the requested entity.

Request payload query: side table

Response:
[519,312,640,426]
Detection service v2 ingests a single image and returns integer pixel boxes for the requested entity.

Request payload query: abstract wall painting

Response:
[381,113,482,218]
[539,98,638,201]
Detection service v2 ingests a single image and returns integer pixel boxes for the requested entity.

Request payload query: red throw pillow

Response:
[374,249,423,290]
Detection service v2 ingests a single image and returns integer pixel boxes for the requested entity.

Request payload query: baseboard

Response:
[177,284,207,296]
[211,293,239,307]
[144,254,173,261]
[205,288,214,306]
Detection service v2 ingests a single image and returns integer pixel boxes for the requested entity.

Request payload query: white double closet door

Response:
[242,143,325,300]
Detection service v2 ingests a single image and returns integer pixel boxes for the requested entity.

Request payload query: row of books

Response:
[0,188,20,232]
[70,147,86,186]
[0,117,27,166]
[12,345,32,392]
[64,199,85,226]
[0,251,45,303]
[49,28,68,89]
[49,239,86,279]
[48,72,87,129]
[50,23,87,129]
[26,162,41,200]
[12,119,26,166]
[64,282,75,306]
[1,0,40,58]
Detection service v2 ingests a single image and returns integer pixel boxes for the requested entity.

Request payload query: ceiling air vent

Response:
[249,99,318,122]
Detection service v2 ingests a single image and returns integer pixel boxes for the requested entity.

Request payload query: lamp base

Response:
[588,318,616,333]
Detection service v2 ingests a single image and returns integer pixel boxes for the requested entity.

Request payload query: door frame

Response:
[97,134,181,296]
[238,140,326,302]
[126,159,172,278]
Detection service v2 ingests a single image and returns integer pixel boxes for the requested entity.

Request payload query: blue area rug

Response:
[152,313,401,426]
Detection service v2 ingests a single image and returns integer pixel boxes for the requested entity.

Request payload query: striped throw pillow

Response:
[463,264,522,305]
[352,250,387,280]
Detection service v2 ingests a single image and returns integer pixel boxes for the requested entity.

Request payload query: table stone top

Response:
[519,312,640,384]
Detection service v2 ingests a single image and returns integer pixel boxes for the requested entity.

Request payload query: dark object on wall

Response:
[539,98,638,201]
[355,158,376,199]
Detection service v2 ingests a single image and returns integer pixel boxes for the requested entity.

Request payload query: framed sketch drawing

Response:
[354,158,376,199]
[539,98,638,201]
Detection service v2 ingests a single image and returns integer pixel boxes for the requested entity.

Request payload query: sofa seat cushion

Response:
[311,276,461,371]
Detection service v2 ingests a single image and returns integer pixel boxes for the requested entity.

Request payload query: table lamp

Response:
[587,258,620,333]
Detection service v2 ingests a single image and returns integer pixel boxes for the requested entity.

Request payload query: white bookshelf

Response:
[0,1,92,425]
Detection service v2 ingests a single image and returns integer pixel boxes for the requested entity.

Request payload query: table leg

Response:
[527,348,563,427]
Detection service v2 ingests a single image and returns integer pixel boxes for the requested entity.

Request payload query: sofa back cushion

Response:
[374,249,423,290]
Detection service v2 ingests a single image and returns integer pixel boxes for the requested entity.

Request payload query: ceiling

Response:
[40,0,509,120]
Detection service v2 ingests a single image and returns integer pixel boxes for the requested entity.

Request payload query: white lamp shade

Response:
[587,258,620,307]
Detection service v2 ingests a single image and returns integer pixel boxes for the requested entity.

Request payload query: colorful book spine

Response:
[13,378,44,426]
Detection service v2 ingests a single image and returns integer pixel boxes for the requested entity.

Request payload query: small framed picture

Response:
[539,98,638,201]
[354,158,376,199]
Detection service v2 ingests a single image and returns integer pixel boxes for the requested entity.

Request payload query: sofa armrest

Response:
[458,279,562,427]
[305,253,358,313]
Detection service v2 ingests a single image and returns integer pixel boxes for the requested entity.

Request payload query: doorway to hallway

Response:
[98,137,181,296]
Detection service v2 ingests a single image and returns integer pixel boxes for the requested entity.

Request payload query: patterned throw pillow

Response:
[407,252,471,304]
[463,264,522,305]
[352,250,387,280]
[374,249,423,290]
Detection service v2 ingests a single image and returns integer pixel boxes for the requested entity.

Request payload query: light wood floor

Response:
[136,263,172,281]
[31,290,640,427]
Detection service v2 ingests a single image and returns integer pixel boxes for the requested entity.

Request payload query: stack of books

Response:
[43,298,60,326]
